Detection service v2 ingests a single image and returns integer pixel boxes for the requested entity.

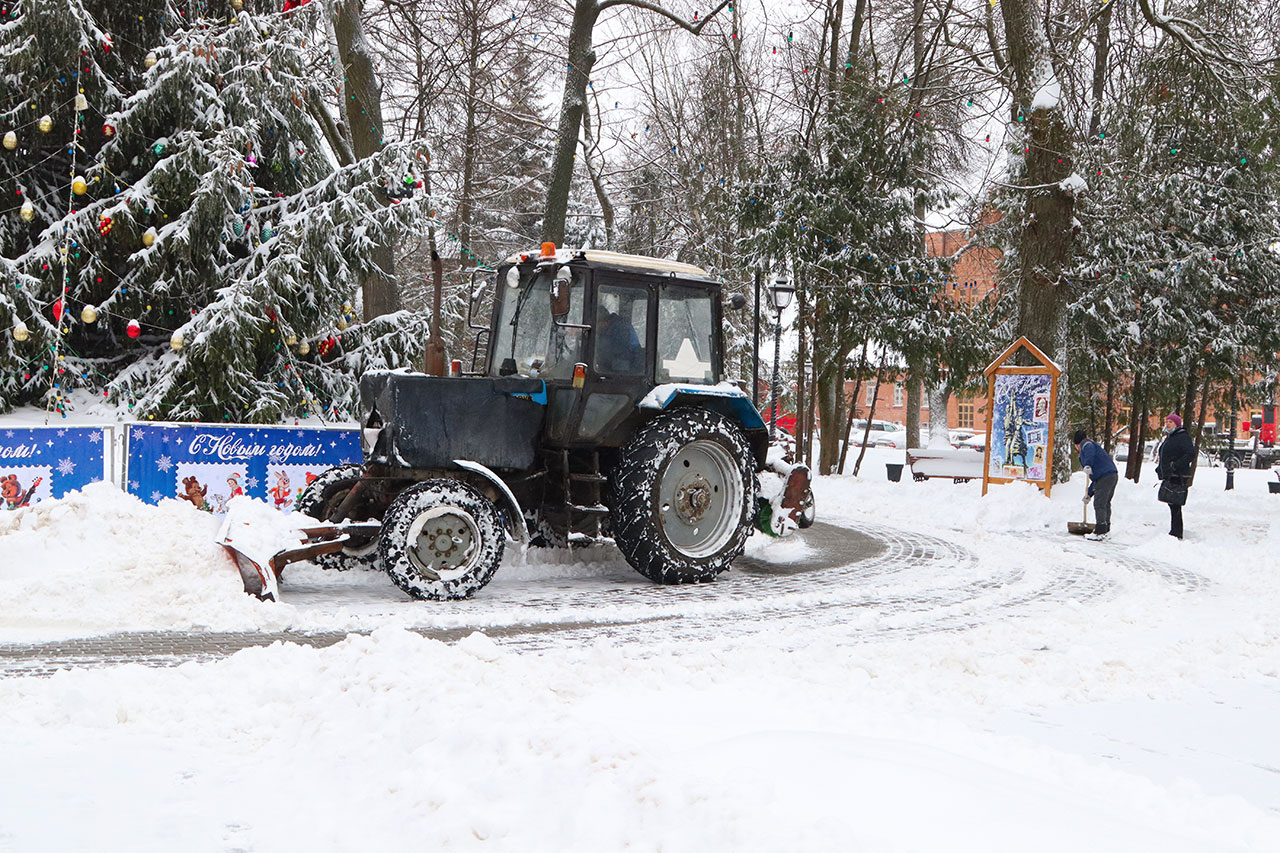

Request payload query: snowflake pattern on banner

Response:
[0,427,108,508]
[125,424,360,511]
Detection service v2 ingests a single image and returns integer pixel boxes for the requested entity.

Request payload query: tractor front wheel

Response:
[297,463,380,571]
[379,479,504,600]
[611,408,755,584]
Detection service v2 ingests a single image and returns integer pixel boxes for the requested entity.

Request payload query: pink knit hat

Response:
[1165,414,1182,427]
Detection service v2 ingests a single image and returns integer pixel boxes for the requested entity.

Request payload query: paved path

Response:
[0,520,1207,674]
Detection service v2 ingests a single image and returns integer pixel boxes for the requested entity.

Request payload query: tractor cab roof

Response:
[502,248,717,284]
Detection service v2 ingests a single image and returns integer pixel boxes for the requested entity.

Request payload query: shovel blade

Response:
[1067,522,1096,535]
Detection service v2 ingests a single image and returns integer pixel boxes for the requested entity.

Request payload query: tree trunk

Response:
[1103,377,1114,453]
[817,368,842,475]
[1182,357,1198,425]
[838,341,869,474]
[1001,0,1076,482]
[905,370,922,450]
[1125,373,1142,481]
[1134,392,1150,484]
[852,354,886,477]
[542,0,598,245]
[927,381,952,447]
[334,0,400,319]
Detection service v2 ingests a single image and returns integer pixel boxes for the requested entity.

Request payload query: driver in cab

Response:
[596,310,643,375]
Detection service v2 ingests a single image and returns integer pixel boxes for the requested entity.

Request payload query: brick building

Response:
[848,225,1001,435]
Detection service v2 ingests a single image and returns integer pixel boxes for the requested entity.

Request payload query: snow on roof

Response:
[503,248,711,279]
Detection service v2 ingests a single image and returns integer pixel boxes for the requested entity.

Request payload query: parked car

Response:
[848,420,909,448]
[957,433,986,453]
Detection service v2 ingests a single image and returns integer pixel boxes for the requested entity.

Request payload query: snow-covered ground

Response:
[2,440,1279,851]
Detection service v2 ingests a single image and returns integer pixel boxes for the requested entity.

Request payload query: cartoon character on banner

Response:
[210,473,245,514]
[269,469,292,509]
[1,473,42,509]
[181,475,211,512]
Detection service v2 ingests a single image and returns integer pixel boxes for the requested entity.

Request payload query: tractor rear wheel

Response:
[297,464,380,571]
[611,407,755,584]
[379,479,504,600]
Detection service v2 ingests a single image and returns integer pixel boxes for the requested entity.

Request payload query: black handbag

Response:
[1158,477,1188,506]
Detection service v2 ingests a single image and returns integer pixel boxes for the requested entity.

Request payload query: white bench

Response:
[905,448,984,483]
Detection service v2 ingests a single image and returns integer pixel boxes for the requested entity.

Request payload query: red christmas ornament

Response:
[98,215,113,236]
[103,35,112,53]
[126,319,141,338]
[102,123,116,137]
[52,298,63,321]
[282,0,311,12]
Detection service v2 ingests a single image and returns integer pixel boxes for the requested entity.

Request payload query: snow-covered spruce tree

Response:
[740,90,943,474]
[0,1,432,421]
[1069,9,1280,452]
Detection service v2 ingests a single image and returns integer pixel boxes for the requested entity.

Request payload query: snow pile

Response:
[1032,75,1062,110]
[0,483,292,640]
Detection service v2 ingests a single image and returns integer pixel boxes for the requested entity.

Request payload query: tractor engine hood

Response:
[360,370,547,472]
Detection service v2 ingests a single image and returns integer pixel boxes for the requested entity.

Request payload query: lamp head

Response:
[770,278,794,311]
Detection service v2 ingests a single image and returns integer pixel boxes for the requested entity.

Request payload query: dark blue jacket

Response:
[1078,439,1117,482]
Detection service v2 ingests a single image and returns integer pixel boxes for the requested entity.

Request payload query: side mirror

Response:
[550,267,572,317]
[729,293,747,310]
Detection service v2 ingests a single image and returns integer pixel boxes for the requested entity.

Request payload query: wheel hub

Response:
[657,439,743,558]
[405,508,479,581]
[675,475,713,523]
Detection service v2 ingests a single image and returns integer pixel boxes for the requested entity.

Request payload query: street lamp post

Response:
[768,274,795,441]
[752,268,762,408]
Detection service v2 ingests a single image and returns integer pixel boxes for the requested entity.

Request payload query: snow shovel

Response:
[1067,488,1096,535]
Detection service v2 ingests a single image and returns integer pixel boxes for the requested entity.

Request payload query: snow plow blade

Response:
[215,509,381,601]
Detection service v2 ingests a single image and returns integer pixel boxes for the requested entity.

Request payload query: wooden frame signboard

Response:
[981,336,1062,497]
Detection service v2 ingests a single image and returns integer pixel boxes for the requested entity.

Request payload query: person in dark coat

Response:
[1074,429,1118,540]
[1155,414,1196,539]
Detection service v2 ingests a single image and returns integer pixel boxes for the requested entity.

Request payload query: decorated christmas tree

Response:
[0,0,432,421]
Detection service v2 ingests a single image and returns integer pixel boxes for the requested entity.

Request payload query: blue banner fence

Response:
[0,422,360,514]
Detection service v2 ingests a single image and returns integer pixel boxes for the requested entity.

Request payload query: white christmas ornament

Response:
[170,330,184,351]
[19,200,35,222]
[2,131,16,151]
[12,321,30,342]
[75,93,88,112]
[144,51,157,69]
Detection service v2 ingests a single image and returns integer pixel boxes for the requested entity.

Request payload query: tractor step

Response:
[568,472,608,483]
[570,503,609,514]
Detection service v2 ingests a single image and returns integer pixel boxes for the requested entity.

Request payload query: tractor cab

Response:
[483,245,736,452]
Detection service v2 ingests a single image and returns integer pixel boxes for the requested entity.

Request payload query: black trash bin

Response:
[886,463,904,482]
[1268,481,1280,494]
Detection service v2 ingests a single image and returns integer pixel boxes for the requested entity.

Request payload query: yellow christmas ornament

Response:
[2,131,16,150]
[144,51,157,68]
[19,200,35,221]
[170,330,184,351]
[285,333,297,346]
[38,114,53,133]
[231,0,243,8]
[12,321,30,342]
[72,175,88,195]
[341,302,354,315]
[80,305,99,324]
[142,227,157,248]
[336,317,348,331]
[297,341,310,355]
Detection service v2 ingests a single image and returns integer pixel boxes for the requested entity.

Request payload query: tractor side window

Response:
[594,285,648,376]
[491,267,584,379]
[657,285,715,384]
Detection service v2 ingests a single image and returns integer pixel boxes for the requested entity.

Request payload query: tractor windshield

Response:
[491,266,585,379]
[657,284,716,383]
